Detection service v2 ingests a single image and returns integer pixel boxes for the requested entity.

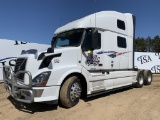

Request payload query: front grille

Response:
[14,58,27,82]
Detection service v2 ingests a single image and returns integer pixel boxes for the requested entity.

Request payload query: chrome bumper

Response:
[3,65,34,103]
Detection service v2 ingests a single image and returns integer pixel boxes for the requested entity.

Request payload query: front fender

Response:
[47,65,83,86]
[57,68,82,85]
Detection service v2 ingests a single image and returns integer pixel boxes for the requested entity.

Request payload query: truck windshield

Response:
[54,29,84,48]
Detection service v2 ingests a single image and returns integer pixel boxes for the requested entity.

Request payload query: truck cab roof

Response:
[54,11,134,38]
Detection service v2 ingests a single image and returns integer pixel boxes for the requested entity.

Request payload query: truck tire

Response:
[135,71,144,88]
[144,70,152,85]
[60,76,82,108]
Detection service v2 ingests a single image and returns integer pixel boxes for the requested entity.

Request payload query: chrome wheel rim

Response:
[139,74,144,85]
[70,82,81,102]
[148,72,152,83]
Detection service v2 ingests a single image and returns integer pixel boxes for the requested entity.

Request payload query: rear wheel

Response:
[60,76,82,108]
[144,70,152,85]
[135,71,144,88]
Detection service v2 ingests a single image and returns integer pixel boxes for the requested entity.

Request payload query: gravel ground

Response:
[0,74,160,120]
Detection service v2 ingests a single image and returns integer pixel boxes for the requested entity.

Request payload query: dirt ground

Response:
[0,75,160,120]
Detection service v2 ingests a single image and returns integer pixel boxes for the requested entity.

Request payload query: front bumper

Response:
[3,65,34,103]
[3,65,60,104]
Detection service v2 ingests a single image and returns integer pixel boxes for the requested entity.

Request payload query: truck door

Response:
[105,33,129,69]
[81,29,114,93]
[81,29,103,71]
[117,35,129,69]
[113,35,133,87]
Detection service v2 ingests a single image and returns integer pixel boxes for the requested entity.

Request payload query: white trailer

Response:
[3,11,152,108]
[0,39,49,81]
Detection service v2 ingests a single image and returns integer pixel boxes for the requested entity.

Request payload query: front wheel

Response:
[60,76,82,108]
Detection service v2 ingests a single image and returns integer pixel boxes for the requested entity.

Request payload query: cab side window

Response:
[83,29,101,50]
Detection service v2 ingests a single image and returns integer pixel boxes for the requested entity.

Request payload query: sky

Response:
[0,0,160,44]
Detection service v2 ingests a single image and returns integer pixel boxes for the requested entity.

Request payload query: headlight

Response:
[33,71,51,86]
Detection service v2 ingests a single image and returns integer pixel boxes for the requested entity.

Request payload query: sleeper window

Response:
[117,36,127,48]
[117,20,126,30]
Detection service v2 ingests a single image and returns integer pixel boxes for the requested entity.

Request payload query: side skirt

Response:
[87,85,133,98]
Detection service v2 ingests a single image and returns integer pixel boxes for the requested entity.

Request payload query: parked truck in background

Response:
[3,11,152,108]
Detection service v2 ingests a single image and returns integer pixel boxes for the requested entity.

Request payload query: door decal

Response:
[86,54,100,66]
[97,51,131,58]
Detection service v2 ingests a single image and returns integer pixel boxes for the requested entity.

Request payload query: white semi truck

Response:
[3,11,152,108]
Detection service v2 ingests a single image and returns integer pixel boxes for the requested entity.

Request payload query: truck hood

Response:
[42,47,80,58]
[18,47,80,61]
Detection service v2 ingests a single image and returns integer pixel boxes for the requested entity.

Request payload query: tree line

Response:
[134,36,160,52]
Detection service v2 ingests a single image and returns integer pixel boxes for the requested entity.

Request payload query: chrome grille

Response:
[14,58,27,82]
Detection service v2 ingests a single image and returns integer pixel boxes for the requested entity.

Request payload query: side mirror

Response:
[47,47,54,53]
[91,28,98,50]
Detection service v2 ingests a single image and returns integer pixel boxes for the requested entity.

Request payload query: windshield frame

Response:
[52,28,85,49]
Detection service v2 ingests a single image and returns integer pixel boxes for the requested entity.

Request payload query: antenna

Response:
[94,0,96,28]
[60,17,62,27]
[95,11,96,28]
